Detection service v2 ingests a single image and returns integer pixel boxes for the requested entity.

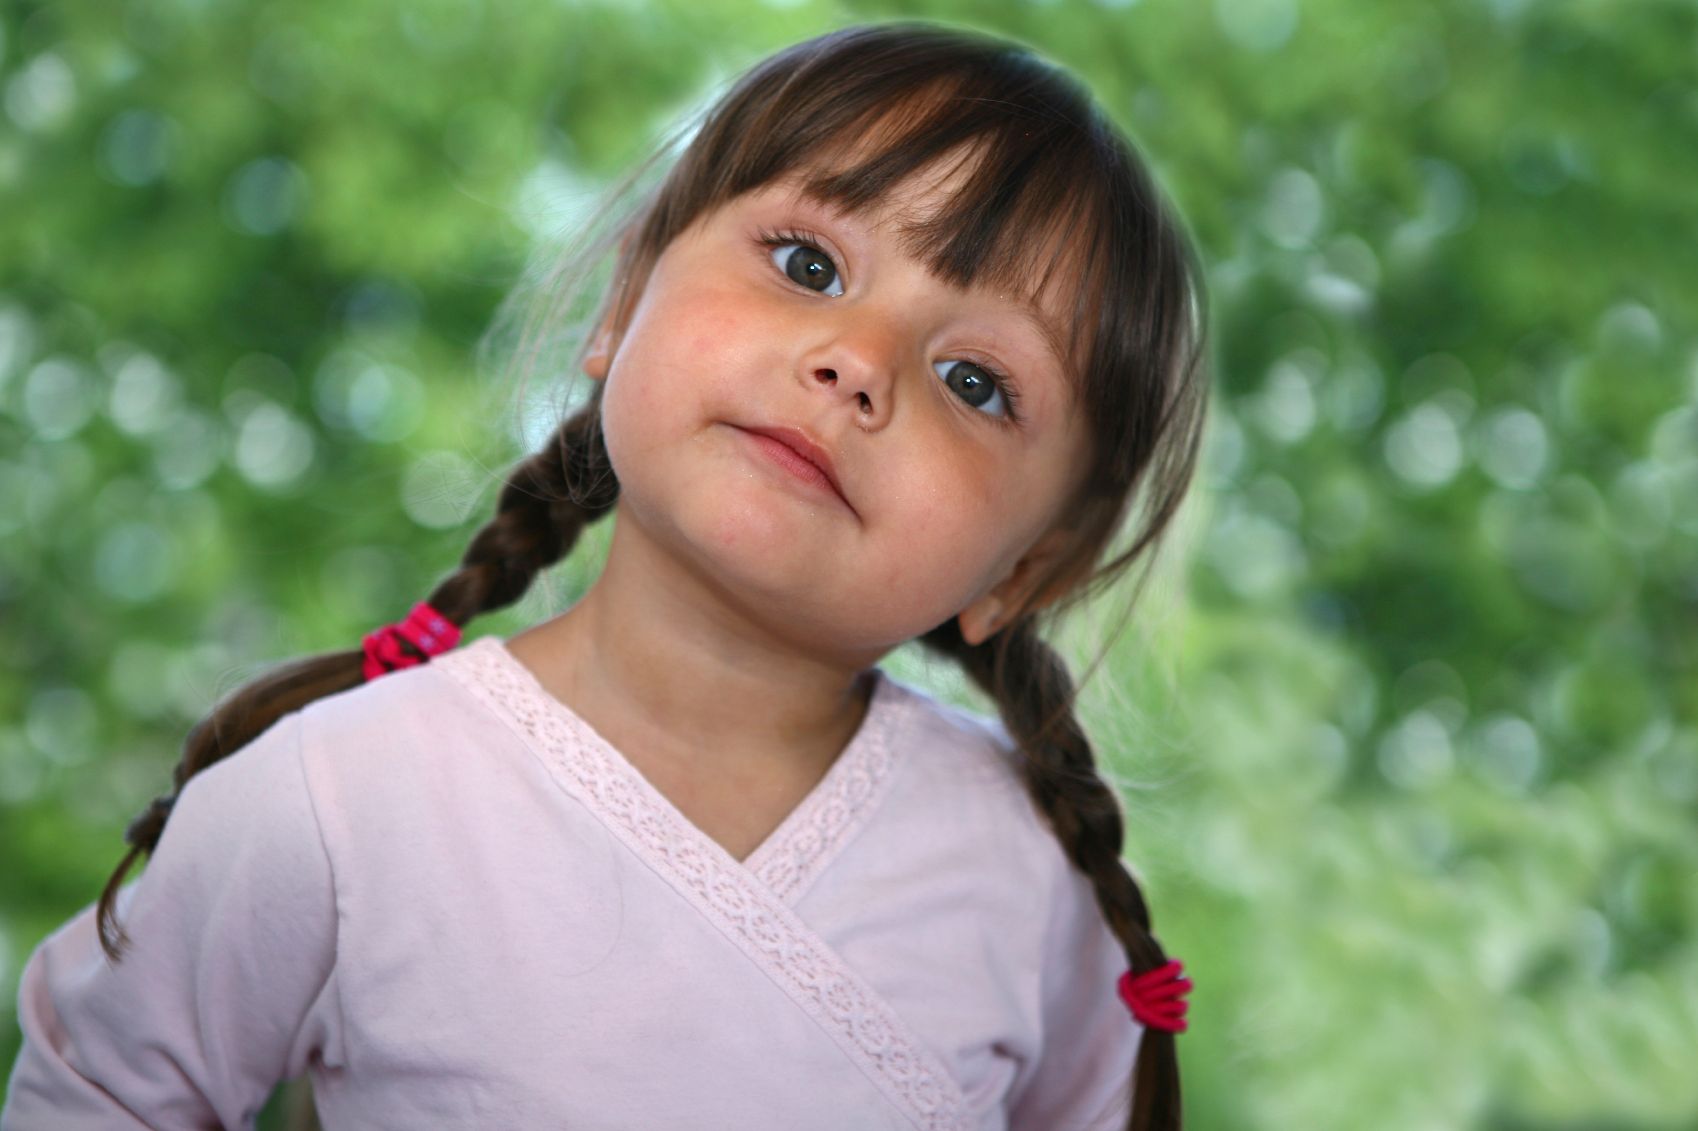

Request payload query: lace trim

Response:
[741,677,901,906]
[435,636,970,1131]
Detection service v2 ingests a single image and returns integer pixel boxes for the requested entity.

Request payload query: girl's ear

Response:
[956,526,1076,647]
[583,320,620,381]
[584,290,646,380]
[585,241,648,381]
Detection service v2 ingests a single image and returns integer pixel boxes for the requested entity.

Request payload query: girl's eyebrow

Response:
[940,274,1072,379]
[994,293,1071,375]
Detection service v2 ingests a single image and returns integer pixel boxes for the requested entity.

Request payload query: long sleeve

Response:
[1005,857,1145,1131]
[2,709,341,1131]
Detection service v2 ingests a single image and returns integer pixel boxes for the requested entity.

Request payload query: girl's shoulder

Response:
[870,667,1025,785]
[871,669,1080,879]
[871,668,1145,942]
[296,644,492,749]
[282,639,534,818]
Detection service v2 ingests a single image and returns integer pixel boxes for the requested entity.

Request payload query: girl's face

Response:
[586,153,1093,664]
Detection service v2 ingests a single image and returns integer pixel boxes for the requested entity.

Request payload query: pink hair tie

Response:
[1117,959,1192,1033]
[361,601,461,681]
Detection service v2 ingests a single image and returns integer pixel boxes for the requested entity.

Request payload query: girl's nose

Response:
[810,367,878,420]
[802,320,903,428]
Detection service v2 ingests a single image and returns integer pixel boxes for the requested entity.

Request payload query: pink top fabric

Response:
[3,634,1142,1130]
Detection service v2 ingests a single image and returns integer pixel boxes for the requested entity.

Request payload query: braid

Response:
[920,616,1181,1131]
[422,395,618,619]
[95,395,619,962]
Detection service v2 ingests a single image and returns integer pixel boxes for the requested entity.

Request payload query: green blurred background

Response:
[2,0,1694,1127]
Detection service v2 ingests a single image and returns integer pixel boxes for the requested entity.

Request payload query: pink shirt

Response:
[3,634,1142,1129]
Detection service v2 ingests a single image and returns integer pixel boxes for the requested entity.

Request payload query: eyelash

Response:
[754,226,1025,427]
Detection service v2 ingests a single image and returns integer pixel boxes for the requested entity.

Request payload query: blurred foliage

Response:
[1,0,1694,1128]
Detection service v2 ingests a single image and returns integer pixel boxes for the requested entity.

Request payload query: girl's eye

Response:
[759,227,1023,426]
[766,239,844,297]
[934,359,1017,421]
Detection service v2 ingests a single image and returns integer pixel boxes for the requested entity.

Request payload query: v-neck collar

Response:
[442,634,912,906]
[433,635,971,1129]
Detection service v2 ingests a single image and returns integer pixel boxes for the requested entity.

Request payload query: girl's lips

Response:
[736,426,854,512]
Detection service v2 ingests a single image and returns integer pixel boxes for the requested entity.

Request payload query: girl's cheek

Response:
[688,304,759,363]
[913,447,1000,518]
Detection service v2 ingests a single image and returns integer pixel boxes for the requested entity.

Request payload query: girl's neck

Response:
[505,518,878,781]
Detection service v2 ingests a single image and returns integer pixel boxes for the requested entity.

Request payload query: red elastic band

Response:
[1117,959,1192,1033]
[361,601,461,681]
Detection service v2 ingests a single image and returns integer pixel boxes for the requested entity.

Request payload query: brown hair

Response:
[99,21,1208,1129]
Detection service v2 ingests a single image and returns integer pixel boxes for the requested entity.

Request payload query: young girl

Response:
[3,20,1207,1131]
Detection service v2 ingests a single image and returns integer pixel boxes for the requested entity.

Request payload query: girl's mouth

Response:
[735,425,855,514]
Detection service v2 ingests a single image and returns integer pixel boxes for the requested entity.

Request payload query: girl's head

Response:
[101,22,1206,1130]
[577,23,1206,665]
[587,149,1096,665]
